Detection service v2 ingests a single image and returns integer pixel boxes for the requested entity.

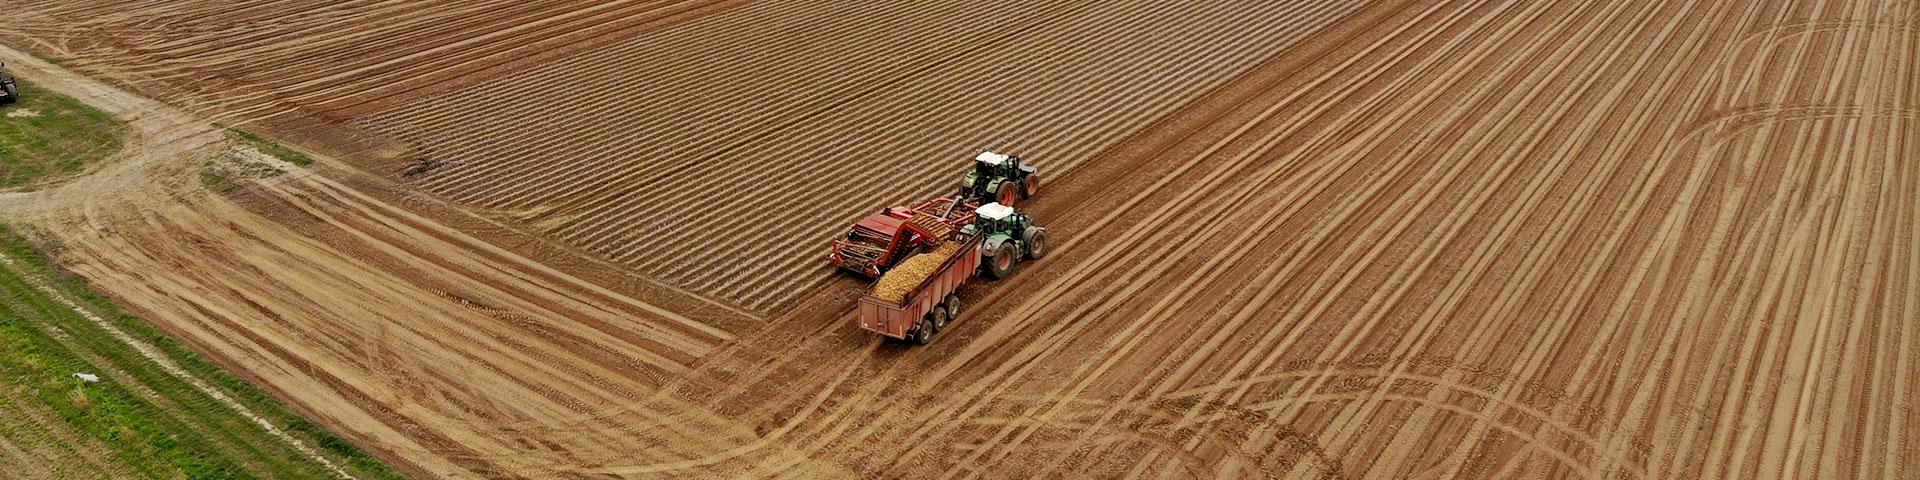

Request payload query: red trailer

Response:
[857,233,983,344]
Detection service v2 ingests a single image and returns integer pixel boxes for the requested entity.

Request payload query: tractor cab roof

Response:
[975,202,1016,221]
[975,151,1012,166]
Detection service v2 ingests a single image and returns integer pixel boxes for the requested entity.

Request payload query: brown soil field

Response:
[2,0,1917,478]
[4,0,1374,312]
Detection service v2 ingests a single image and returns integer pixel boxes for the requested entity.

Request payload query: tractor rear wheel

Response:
[1022,227,1048,260]
[992,182,1016,206]
[984,242,1018,279]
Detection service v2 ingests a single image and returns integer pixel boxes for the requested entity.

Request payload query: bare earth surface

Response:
[1,0,1916,478]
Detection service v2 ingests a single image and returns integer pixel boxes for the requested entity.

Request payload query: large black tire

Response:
[944,294,961,319]
[1022,227,1048,260]
[983,241,1018,279]
[991,181,1016,206]
[0,84,15,105]
[909,324,933,345]
[930,308,950,332]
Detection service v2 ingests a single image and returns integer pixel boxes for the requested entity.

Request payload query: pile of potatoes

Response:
[871,242,964,302]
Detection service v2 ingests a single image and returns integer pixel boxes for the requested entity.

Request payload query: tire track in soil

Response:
[4,0,1915,478]
[871,0,1512,472]
[505,3,1430,475]
[355,0,1374,313]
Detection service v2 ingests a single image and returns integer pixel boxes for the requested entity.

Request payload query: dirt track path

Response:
[1,0,1915,478]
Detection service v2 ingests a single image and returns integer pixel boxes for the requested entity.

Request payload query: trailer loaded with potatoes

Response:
[854,202,1046,344]
[830,151,1047,345]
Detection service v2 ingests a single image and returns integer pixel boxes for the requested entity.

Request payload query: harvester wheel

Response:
[1022,227,1048,260]
[944,294,961,318]
[984,242,1018,279]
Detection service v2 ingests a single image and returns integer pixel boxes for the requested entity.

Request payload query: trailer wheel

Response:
[1022,227,1048,260]
[944,294,961,319]
[930,308,950,332]
[910,324,933,345]
[984,242,1018,279]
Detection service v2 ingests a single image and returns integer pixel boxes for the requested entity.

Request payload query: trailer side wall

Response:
[858,241,982,339]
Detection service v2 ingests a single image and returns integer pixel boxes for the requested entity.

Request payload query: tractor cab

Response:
[0,63,17,105]
[962,150,1039,206]
[970,202,1047,279]
[969,202,1023,235]
[972,152,1019,179]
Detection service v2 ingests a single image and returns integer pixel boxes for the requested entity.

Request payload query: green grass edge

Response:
[0,80,127,189]
[223,128,316,167]
[0,224,403,479]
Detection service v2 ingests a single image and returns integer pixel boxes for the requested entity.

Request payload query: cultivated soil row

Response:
[0,0,1913,478]
[358,0,1373,311]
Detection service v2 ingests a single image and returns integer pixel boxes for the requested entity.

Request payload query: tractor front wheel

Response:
[1022,227,1048,260]
[984,242,1019,279]
[1020,176,1038,199]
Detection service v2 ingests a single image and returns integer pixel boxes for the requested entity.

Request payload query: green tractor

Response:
[963,202,1047,280]
[0,63,17,105]
[962,151,1039,207]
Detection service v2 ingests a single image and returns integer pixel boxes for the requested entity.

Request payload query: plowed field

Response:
[3,0,1372,312]
[1,0,1915,478]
